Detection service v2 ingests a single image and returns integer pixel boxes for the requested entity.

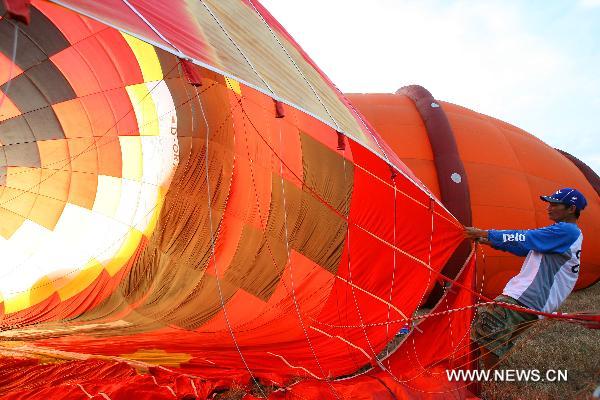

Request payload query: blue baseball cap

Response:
[540,188,587,211]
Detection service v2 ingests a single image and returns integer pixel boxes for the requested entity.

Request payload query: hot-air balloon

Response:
[0,1,598,399]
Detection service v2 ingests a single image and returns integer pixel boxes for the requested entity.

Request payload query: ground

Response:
[480,281,600,400]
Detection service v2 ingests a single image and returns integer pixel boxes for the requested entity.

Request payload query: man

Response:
[465,188,587,369]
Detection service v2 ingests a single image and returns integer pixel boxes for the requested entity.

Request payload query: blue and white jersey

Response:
[488,222,582,314]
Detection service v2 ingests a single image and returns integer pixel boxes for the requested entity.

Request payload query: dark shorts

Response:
[471,295,538,358]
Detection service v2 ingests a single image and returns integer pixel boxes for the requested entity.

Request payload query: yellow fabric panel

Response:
[126,84,160,136]
[121,32,163,82]
[104,228,143,276]
[58,258,104,301]
[143,186,166,234]
[3,290,30,314]
[119,349,193,368]
[225,76,242,95]
[5,277,55,314]
[119,136,143,181]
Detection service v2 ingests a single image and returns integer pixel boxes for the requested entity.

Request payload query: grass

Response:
[480,282,600,400]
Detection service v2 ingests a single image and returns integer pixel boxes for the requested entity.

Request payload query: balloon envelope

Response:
[0,2,471,398]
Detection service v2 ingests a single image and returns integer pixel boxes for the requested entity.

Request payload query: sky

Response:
[261,0,600,175]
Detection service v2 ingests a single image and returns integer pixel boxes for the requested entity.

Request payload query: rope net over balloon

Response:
[1,2,599,399]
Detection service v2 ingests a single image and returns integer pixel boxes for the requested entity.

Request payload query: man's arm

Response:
[465,224,580,256]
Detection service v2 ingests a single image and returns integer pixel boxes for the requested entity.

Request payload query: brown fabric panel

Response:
[25,107,65,141]
[2,74,49,113]
[0,115,35,145]
[269,175,348,275]
[105,244,235,333]
[224,223,288,302]
[0,20,45,70]
[25,60,76,104]
[164,273,238,330]
[299,132,353,216]
[264,134,354,275]
[66,267,156,329]
[223,163,351,301]
[3,141,40,168]
[0,148,6,185]
[176,136,193,173]
[156,47,183,81]
[265,176,300,244]
[0,6,70,70]
[65,278,171,337]
[162,75,197,138]
[156,143,231,258]
[72,251,231,335]
[163,67,231,141]
[291,184,348,274]
[23,6,70,56]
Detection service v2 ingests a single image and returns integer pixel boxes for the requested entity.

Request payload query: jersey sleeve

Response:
[487,224,580,256]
